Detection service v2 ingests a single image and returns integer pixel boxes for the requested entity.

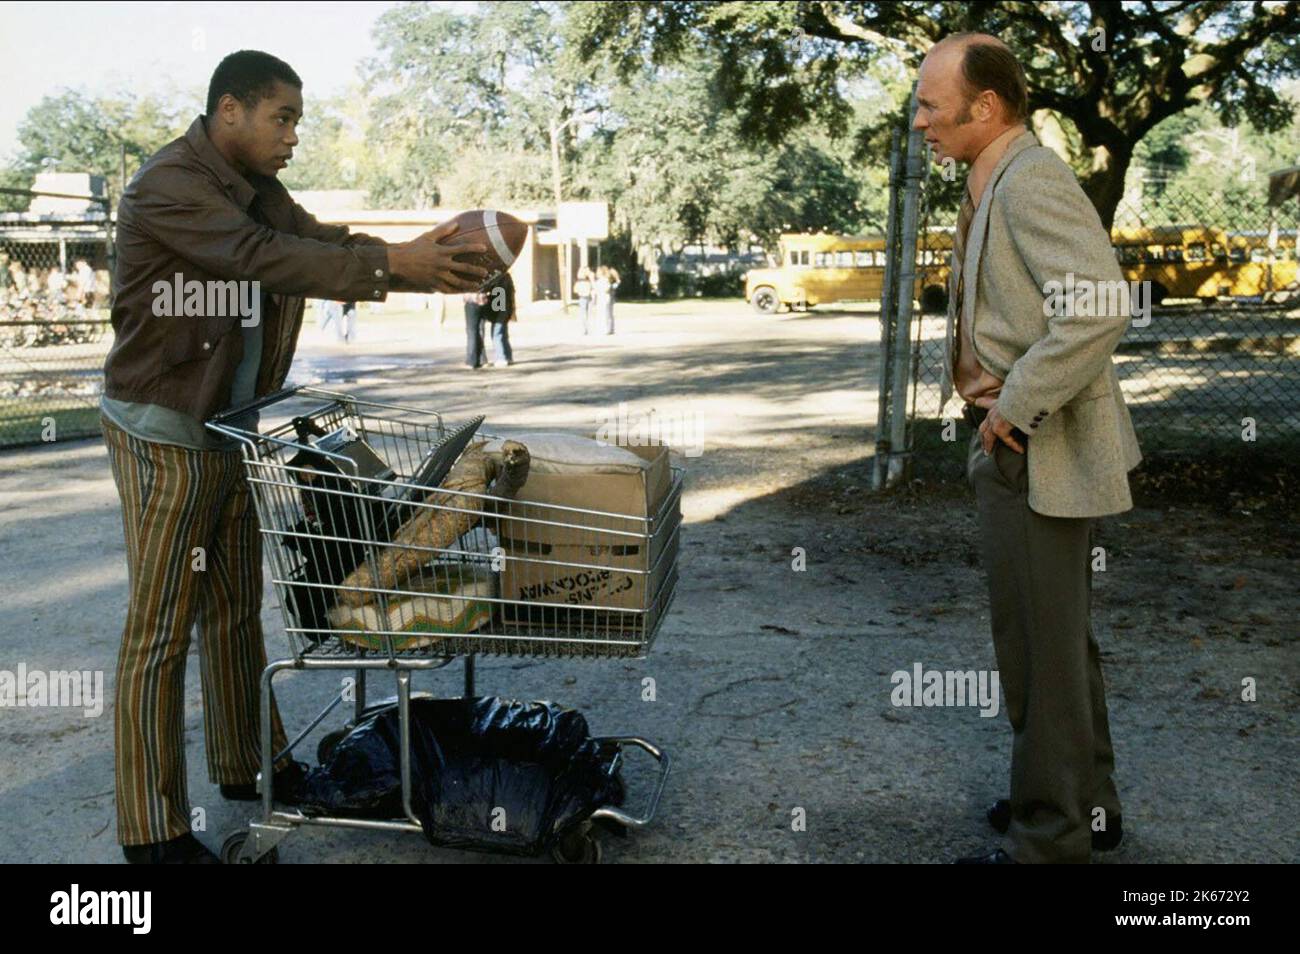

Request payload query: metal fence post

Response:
[872,126,904,491]
[877,87,926,489]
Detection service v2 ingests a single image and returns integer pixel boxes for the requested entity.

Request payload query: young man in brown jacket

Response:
[101,50,487,863]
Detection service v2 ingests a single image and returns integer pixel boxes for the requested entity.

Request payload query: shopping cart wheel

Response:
[317,728,349,764]
[551,824,602,865]
[221,830,279,865]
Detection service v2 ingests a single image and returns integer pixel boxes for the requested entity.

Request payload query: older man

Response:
[912,33,1143,864]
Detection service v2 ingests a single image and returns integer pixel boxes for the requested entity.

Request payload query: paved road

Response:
[1,300,1294,863]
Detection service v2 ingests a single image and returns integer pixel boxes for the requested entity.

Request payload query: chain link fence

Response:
[0,190,114,448]
[883,121,1300,481]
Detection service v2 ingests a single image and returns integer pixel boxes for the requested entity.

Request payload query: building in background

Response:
[0,173,112,277]
[292,190,561,311]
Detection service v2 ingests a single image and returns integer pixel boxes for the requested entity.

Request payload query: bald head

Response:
[935,33,1028,123]
[914,32,1029,166]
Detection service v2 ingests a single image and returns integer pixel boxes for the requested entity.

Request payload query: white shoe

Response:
[494,360,509,368]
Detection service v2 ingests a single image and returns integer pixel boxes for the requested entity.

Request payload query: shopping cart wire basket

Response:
[204,384,680,863]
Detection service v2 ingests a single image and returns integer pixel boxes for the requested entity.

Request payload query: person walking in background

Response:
[74,259,97,309]
[8,261,28,298]
[484,271,516,367]
[595,264,620,334]
[430,290,447,329]
[463,288,486,368]
[339,300,357,342]
[46,266,68,305]
[317,298,340,337]
[317,299,356,342]
[574,266,593,335]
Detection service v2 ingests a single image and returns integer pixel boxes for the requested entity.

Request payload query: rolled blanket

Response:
[337,439,530,605]
[330,564,496,650]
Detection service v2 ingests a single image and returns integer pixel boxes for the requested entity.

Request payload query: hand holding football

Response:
[437,209,528,291]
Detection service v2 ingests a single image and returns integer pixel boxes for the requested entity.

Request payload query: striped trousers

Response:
[101,414,288,846]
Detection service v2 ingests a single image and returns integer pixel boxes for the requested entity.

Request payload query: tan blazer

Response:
[942,130,1143,518]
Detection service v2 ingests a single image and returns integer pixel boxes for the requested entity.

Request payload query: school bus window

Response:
[875,250,889,266]
[1250,248,1270,263]
[1163,247,1184,262]
[1186,243,1207,262]
[1211,244,1227,261]
[814,251,834,267]
[1228,247,1246,264]
[1141,247,1163,264]
[855,250,873,267]
[835,250,854,268]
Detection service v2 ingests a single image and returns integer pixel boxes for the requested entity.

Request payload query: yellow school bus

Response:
[743,232,952,314]
[1112,226,1298,302]
[747,224,1296,316]
[1225,229,1299,298]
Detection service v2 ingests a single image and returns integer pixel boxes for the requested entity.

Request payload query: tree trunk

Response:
[1075,139,1134,232]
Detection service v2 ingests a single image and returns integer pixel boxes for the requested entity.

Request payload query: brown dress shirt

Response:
[104,115,393,423]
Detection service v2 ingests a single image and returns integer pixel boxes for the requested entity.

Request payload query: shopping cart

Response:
[205,385,681,863]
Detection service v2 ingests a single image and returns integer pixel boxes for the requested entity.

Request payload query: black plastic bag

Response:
[300,697,623,855]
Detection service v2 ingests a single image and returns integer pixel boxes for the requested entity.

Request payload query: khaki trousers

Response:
[967,430,1122,863]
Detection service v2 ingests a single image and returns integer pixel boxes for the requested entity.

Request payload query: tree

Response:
[579,55,873,252]
[569,0,1300,227]
[8,89,193,201]
[360,0,592,208]
[1126,84,1300,228]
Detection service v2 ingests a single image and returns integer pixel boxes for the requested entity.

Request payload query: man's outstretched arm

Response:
[132,167,488,298]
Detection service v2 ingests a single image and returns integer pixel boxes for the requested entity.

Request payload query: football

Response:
[442,208,528,290]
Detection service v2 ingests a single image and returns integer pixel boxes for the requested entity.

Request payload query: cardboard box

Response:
[497,441,677,616]
[503,441,670,544]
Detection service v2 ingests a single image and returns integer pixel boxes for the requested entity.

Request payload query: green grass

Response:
[0,401,102,448]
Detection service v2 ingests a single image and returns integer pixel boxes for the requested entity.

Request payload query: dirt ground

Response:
[1,299,1296,863]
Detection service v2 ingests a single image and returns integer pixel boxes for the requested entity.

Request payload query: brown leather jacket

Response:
[104,115,392,422]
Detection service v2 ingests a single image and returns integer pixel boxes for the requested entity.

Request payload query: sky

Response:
[0,0,469,161]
